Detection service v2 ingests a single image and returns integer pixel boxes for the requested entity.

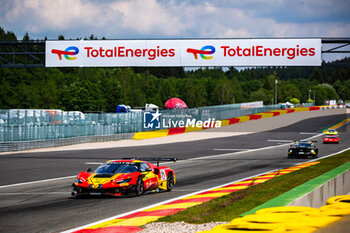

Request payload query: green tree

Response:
[290,98,300,105]
[279,83,302,102]
[213,78,233,105]
[22,32,30,41]
[263,73,278,91]
[159,79,176,103]
[334,79,350,101]
[311,84,339,105]
[250,88,273,104]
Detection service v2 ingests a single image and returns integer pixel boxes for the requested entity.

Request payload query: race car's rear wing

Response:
[123,157,177,167]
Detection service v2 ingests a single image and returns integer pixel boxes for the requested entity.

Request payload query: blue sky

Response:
[1,0,349,40]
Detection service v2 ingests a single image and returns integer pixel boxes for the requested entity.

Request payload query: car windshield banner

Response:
[46,39,322,67]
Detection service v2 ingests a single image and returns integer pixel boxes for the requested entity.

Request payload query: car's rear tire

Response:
[135,177,144,196]
[166,173,174,192]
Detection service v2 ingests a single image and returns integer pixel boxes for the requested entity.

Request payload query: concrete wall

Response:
[0,133,134,152]
[288,169,350,208]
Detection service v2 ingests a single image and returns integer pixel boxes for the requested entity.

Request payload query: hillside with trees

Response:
[1,27,349,112]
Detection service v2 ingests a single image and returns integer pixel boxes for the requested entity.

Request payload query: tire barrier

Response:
[199,195,350,233]
[326,195,350,205]
[210,223,286,233]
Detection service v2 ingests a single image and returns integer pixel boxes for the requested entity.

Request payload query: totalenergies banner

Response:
[45,39,321,67]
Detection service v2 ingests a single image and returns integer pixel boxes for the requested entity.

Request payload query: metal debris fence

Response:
[0,109,142,142]
[0,103,313,151]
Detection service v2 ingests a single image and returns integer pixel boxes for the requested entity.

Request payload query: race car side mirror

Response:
[145,168,152,172]
[87,168,92,173]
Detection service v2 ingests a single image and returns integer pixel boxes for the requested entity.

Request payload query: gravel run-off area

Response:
[141,221,229,233]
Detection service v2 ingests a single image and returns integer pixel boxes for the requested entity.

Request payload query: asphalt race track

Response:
[0,109,349,233]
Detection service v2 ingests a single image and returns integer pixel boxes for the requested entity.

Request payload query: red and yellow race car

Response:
[323,135,339,144]
[72,158,176,197]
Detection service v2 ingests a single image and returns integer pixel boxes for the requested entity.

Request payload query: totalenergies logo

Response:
[51,46,79,60]
[187,45,216,60]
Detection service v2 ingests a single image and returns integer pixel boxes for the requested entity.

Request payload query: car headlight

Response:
[76,178,83,184]
[116,178,132,184]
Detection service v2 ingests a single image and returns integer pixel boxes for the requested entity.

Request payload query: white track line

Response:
[0,132,327,189]
[213,149,251,151]
[0,124,346,231]
[61,145,350,233]
[0,176,75,189]
[300,147,350,164]
[0,192,71,195]
[60,167,280,233]
[182,132,323,162]
[268,139,294,143]
[1,121,347,190]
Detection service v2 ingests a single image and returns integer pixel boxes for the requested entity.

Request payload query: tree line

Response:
[1,27,349,112]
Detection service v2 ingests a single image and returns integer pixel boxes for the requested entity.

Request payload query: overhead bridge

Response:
[0,38,349,68]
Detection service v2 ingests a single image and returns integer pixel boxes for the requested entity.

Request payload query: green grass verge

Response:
[158,149,350,224]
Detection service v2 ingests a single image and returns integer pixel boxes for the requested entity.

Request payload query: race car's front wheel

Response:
[135,177,144,196]
[166,173,174,191]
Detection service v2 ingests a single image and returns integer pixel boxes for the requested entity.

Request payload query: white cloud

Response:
[4,0,110,32]
[108,0,184,35]
[270,21,350,37]
[217,28,251,38]
[0,0,349,39]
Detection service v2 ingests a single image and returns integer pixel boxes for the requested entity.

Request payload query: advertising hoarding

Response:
[46,39,322,67]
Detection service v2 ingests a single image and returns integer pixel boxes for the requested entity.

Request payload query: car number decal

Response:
[160,169,166,181]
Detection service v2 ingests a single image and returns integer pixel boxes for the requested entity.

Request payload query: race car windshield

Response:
[295,143,312,147]
[94,163,138,174]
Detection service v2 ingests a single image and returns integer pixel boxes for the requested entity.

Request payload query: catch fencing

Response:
[0,103,312,151]
[0,109,142,142]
